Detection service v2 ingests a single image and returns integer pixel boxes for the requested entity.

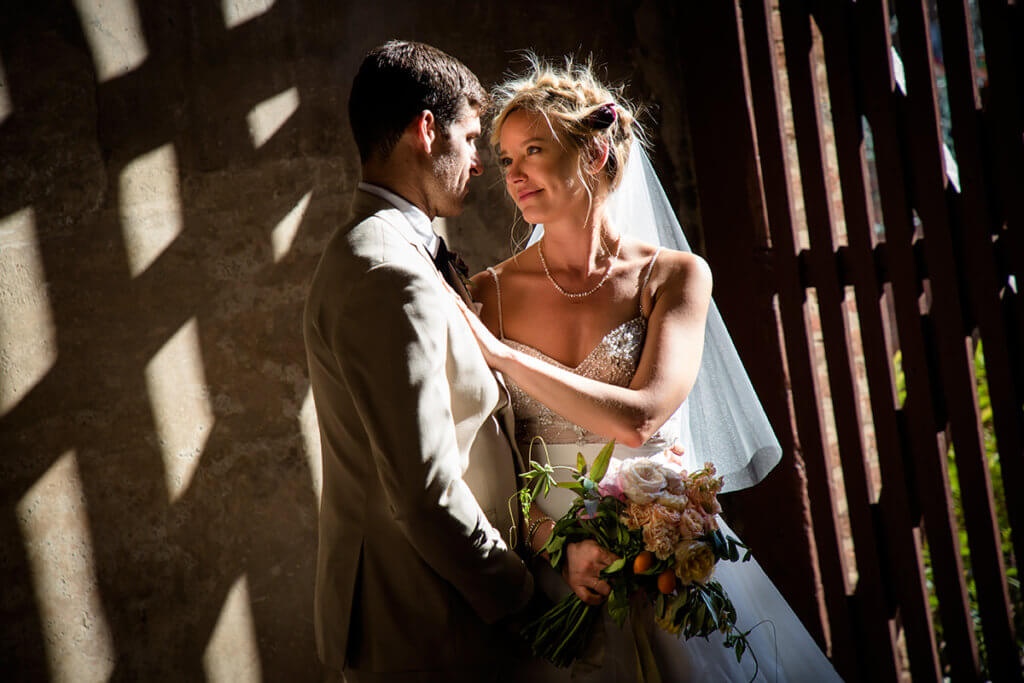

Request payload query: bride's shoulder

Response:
[469,249,540,335]
[661,249,711,280]
[468,248,537,301]
[470,248,535,283]
[643,246,712,300]
[626,239,710,284]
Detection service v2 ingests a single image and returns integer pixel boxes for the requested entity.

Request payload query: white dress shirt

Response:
[357,182,440,257]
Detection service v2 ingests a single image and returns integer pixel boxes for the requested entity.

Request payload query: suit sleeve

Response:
[328,260,533,622]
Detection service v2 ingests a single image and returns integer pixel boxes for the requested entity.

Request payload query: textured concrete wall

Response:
[0,1,816,681]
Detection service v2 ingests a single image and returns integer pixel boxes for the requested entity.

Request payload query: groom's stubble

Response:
[427,106,482,218]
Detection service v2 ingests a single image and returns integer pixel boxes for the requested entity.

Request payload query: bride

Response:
[461,58,844,681]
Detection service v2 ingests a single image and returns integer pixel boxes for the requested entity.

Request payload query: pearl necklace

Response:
[537,238,621,299]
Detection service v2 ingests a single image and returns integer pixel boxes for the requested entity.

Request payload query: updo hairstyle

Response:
[489,55,643,193]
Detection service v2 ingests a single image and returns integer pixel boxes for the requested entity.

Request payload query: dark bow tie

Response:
[432,236,469,281]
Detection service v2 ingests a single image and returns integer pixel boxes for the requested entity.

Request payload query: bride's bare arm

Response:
[464,252,713,448]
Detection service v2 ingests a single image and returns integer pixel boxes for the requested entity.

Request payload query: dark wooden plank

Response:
[676,3,851,658]
[976,0,1024,363]
[936,0,1024,604]
[778,2,900,680]
[740,1,859,679]
[855,0,982,678]
[891,2,1020,678]
[812,1,944,678]
[676,4,833,649]
[975,0,1024,261]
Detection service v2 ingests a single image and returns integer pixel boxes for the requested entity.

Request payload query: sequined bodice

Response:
[505,317,646,446]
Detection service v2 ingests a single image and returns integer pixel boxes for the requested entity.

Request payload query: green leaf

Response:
[589,440,616,483]
[607,584,629,627]
[679,611,691,635]
[545,534,566,555]
[555,481,586,494]
[669,590,689,614]
[602,558,627,574]
[577,452,588,476]
[699,590,720,629]
[708,531,724,558]
[531,478,545,501]
[728,539,740,562]
[695,602,707,629]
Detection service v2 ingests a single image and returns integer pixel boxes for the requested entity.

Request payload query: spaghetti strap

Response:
[639,247,663,317]
[486,267,504,339]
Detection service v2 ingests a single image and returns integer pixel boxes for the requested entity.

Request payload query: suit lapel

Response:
[349,190,437,269]
[440,259,474,304]
[351,189,529,543]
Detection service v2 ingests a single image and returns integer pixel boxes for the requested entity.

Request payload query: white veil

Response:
[527,140,782,492]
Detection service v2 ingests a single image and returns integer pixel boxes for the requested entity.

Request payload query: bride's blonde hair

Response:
[489,54,644,193]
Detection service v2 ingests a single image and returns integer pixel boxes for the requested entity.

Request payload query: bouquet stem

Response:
[521,593,600,668]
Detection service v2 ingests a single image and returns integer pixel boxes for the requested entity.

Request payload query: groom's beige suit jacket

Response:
[304,190,533,680]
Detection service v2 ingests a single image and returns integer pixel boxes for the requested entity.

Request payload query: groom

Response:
[304,41,533,682]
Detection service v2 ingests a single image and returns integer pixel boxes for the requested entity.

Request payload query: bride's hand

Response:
[563,540,618,606]
[450,290,508,368]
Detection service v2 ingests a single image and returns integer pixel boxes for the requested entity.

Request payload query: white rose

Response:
[618,458,668,504]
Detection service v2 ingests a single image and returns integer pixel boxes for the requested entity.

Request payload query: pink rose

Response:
[597,458,627,501]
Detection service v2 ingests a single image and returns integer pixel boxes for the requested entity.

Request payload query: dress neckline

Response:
[504,316,645,371]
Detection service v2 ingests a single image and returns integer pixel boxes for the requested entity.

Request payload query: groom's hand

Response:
[563,540,618,605]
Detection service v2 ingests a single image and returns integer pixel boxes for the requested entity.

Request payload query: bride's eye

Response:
[527,146,541,155]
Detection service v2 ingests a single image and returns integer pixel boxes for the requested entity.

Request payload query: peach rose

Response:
[622,502,654,531]
[686,464,724,515]
[643,515,680,560]
[678,508,705,540]
[650,503,681,526]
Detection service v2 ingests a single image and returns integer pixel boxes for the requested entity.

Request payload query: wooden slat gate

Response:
[677,1,1023,680]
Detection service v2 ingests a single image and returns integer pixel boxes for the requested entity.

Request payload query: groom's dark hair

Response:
[349,40,486,163]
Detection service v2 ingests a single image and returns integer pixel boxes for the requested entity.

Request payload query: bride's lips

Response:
[517,188,542,202]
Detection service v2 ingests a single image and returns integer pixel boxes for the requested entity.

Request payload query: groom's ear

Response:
[411,110,437,155]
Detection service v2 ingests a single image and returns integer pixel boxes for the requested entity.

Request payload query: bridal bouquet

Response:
[517,440,758,672]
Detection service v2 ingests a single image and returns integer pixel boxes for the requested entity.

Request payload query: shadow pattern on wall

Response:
[0,1,357,679]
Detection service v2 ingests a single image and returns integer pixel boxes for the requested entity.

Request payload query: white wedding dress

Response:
[488,256,843,682]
